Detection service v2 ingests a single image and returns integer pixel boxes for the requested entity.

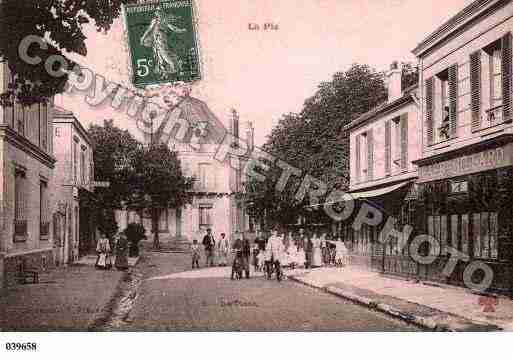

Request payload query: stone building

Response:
[411,0,513,292]
[0,61,55,288]
[116,95,252,244]
[52,107,97,265]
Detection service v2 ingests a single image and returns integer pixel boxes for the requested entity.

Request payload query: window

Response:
[198,163,211,190]
[14,169,27,240]
[490,47,503,110]
[80,148,86,186]
[360,132,368,179]
[158,209,168,232]
[40,180,49,240]
[40,103,47,150]
[473,212,498,259]
[199,205,212,228]
[73,140,78,183]
[15,102,24,136]
[437,70,450,141]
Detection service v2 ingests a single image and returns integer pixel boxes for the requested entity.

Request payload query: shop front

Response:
[413,137,513,293]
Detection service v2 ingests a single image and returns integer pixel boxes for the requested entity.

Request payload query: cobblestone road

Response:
[124,252,420,331]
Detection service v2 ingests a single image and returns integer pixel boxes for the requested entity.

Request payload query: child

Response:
[191,239,201,269]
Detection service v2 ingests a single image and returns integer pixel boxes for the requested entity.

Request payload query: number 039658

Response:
[5,343,37,351]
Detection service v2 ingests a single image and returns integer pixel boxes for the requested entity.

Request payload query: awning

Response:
[305,180,412,208]
[350,180,412,199]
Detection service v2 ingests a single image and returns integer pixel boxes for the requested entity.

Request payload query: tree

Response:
[128,143,193,249]
[88,119,142,238]
[247,64,388,227]
[0,0,130,106]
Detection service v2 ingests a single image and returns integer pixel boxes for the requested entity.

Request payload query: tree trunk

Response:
[152,208,160,249]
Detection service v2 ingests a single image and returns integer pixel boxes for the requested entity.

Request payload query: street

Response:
[119,252,420,331]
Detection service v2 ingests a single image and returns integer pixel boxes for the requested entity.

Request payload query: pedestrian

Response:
[241,233,251,279]
[265,228,285,280]
[320,232,328,265]
[95,234,112,270]
[297,228,307,250]
[311,232,323,268]
[191,239,201,269]
[305,231,313,269]
[202,228,216,267]
[217,232,230,266]
[114,232,129,271]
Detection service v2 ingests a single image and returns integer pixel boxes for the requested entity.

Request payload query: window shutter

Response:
[355,135,361,183]
[448,63,458,136]
[400,113,408,170]
[502,32,512,123]
[367,129,373,181]
[385,121,391,175]
[425,77,434,145]
[470,50,482,131]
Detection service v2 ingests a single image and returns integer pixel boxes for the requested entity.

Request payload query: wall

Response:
[420,1,513,160]
[349,100,420,191]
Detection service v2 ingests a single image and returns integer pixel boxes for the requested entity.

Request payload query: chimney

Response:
[387,61,402,102]
[246,121,254,151]
[231,108,239,139]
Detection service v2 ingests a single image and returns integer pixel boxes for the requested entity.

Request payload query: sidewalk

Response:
[0,263,127,331]
[288,267,513,331]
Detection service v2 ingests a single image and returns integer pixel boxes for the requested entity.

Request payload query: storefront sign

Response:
[123,0,201,87]
[419,145,511,182]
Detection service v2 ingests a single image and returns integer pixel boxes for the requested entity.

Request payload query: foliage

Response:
[246,64,388,226]
[127,143,194,248]
[401,62,419,90]
[89,119,142,210]
[0,0,134,106]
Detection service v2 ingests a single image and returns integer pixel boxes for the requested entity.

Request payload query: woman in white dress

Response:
[311,233,323,267]
[96,235,112,270]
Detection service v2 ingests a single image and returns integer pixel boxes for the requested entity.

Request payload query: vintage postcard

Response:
[1,0,513,356]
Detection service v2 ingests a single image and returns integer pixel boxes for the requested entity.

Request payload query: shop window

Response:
[461,214,470,255]
[473,212,498,259]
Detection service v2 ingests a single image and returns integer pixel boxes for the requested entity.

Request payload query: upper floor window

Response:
[198,163,211,190]
[14,168,27,241]
[426,64,458,145]
[355,130,373,183]
[470,33,512,131]
[80,147,86,186]
[199,205,213,228]
[73,140,78,183]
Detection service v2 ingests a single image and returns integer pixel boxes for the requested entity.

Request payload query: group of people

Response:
[95,233,130,271]
[189,227,349,278]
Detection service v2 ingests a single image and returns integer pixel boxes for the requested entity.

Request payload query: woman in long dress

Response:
[115,233,129,271]
[217,233,230,266]
[140,7,187,79]
[311,233,323,268]
[96,235,112,270]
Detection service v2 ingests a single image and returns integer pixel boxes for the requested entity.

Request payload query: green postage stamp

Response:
[123,0,201,87]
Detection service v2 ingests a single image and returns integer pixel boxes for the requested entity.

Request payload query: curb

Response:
[288,275,500,331]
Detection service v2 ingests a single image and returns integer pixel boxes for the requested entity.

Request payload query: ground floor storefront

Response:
[345,139,513,294]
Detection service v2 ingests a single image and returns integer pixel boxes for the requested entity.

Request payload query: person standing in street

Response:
[241,233,251,279]
[114,232,129,271]
[217,232,230,266]
[191,239,201,269]
[202,228,216,267]
[95,234,112,270]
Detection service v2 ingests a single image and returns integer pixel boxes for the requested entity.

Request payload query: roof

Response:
[345,83,418,131]
[53,106,92,146]
[412,0,502,57]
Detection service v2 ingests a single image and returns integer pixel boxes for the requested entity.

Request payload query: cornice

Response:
[0,124,56,169]
[412,0,506,57]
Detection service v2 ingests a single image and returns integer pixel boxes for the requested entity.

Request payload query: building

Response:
[345,63,420,270]
[52,107,97,265]
[411,0,513,292]
[116,96,252,243]
[0,61,56,288]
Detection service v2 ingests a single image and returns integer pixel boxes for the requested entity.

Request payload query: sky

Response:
[58,0,475,146]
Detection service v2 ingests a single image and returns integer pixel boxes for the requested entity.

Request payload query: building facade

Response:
[116,97,252,243]
[411,0,513,292]
[0,61,56,288]
[52,107,96,265]
[345,63,420,270]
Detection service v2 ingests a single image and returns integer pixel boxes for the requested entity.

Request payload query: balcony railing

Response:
[485,105,504,125]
